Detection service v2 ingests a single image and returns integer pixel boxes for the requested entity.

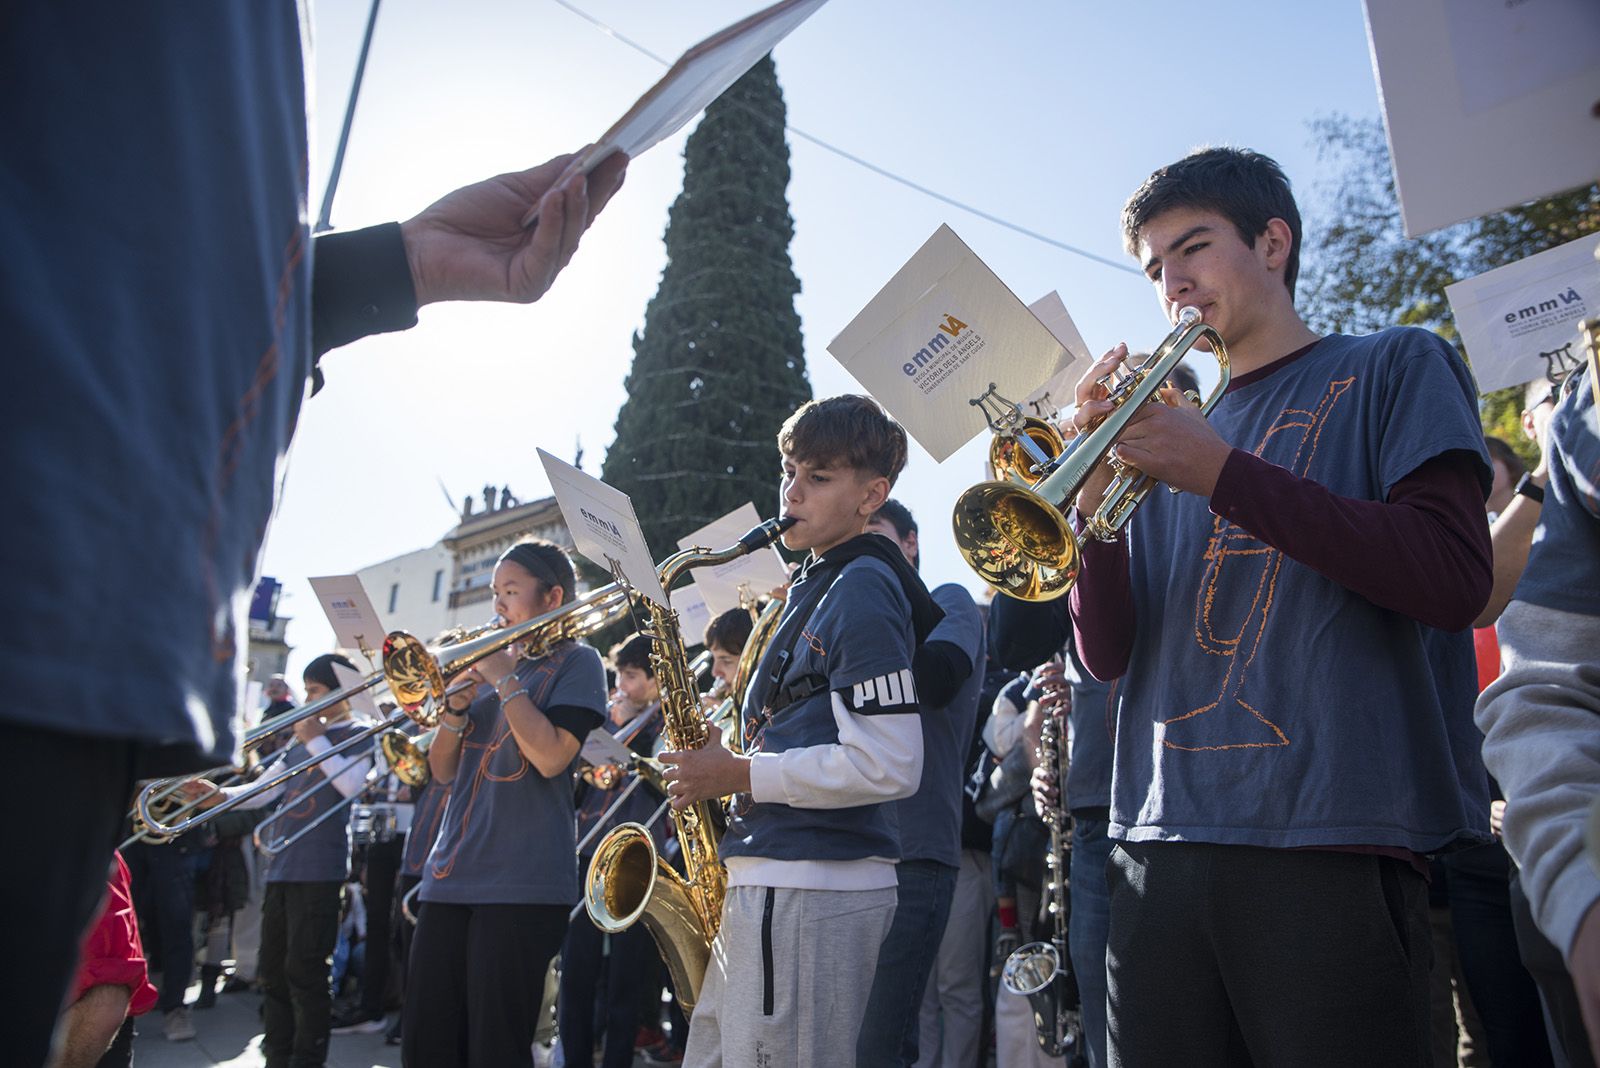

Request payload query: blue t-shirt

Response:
[1514,367,1600,617]
[1064,642,1116,813]
[2,9,311,767]
[724,553,919,863]
[265,721,368,885]
[421,642,606,905]
[893,583,984,867]
[1111,328,1492,853]
[402,779,452,879]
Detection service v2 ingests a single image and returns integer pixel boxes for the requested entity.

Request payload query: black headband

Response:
[501,543,570,594]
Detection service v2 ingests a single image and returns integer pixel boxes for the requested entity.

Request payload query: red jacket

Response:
[74,852,159,1016]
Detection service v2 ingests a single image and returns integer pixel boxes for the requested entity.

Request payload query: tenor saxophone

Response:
[583,517,793,1017]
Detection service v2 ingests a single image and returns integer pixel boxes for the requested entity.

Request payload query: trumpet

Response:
[952,306,1229,601]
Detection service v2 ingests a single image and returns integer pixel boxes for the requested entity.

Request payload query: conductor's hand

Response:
[401,149,628,307]
[660,723,751,810]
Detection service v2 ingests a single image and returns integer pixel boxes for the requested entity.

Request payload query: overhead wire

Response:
[548,0,1142,277]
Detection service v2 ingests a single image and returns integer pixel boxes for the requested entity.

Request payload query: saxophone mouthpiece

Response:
[739,516,797,553]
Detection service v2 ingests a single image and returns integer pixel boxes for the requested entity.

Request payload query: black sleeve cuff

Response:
[310,222,420,388]
[544,703,605,743]
[914,640,973,709]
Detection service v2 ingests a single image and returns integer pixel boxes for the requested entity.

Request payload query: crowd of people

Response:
[8,9,1596,1065]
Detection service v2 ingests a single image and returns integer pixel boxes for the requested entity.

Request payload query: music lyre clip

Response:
[971,382,1058,478]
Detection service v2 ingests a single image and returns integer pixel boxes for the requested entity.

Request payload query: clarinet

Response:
[1000,667,1077,1057]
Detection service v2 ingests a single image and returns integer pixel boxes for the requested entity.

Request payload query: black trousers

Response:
[358,833,405,1017]
[1443,843,1554,1065]
[5,725,137,1068]
[1106,841,1431,1068]
[402,900,567,1068]
[558,910,652,1068]
[260,881,342,1068]
[124,838,196,1013]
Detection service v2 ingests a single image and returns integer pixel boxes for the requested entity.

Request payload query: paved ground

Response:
[126,981,660,1067]
[130,989,399,1068]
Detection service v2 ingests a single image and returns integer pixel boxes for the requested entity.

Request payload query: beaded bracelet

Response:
[495,672,520,691]
[439,718,467,735]
[500,687,529,706]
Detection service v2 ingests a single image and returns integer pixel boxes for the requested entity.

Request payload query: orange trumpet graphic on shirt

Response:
[1161,376,1354,752]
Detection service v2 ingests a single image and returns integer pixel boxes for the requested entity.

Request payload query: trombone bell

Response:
[382,633,448,712]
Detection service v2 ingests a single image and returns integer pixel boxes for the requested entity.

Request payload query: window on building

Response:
[388,583,399,614]
[432,569,444,603]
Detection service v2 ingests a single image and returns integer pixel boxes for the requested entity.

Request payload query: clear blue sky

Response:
[264,0,1385,681]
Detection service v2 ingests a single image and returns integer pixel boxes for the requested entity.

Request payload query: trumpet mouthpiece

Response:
[1177,305,1201,326]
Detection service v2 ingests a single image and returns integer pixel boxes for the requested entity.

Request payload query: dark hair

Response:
[1484,435,1525,483]
[498,538,576,603]
[303,652,358,692]
[610,633,654,677]
[1122,147,1302,295]
[1167,362,1201,397]
[778,394,908,485]
[704,607,755,654]
[872,497,919,569]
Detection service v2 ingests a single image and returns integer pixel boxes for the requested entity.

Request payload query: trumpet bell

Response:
[952,480,1079,602]
[586,822,711,1017]
[989,417,1065,486]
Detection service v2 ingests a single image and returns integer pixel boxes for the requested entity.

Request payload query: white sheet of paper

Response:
[1018,292,1096,423]
[828,225,1067,462]
[243,681,265,729]
[1447,232,1600,393]
[538,449,668,607]
[1364,0,1600,237]
[673,584,713,648]
[574,0,829,177]
[330,661,381,725]
[677,502,789,617]
[308,575,387,665]
[580,725,637,768]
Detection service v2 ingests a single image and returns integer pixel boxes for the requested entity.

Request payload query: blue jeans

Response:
[1069,812,1113,1068]
[857,859,959,1067]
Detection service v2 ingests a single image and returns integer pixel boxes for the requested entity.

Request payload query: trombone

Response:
[134,583,631,841]
[952,306,1229,601]
[253,726,434,858]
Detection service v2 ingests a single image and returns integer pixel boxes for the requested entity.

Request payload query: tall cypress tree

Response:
[602,55,812,558]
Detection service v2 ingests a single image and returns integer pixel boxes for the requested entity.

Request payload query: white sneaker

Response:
[164,1005,197,1042]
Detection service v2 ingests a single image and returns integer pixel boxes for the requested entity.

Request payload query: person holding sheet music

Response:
[3,7,627,1059]
[402,539,607,1068]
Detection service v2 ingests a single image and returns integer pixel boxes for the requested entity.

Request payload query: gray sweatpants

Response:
[685,884,897,1068]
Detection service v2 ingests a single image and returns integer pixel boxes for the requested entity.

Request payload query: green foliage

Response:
[602,55,812,558]
[1300,115,1597,462]
[1301,115,1599,350]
